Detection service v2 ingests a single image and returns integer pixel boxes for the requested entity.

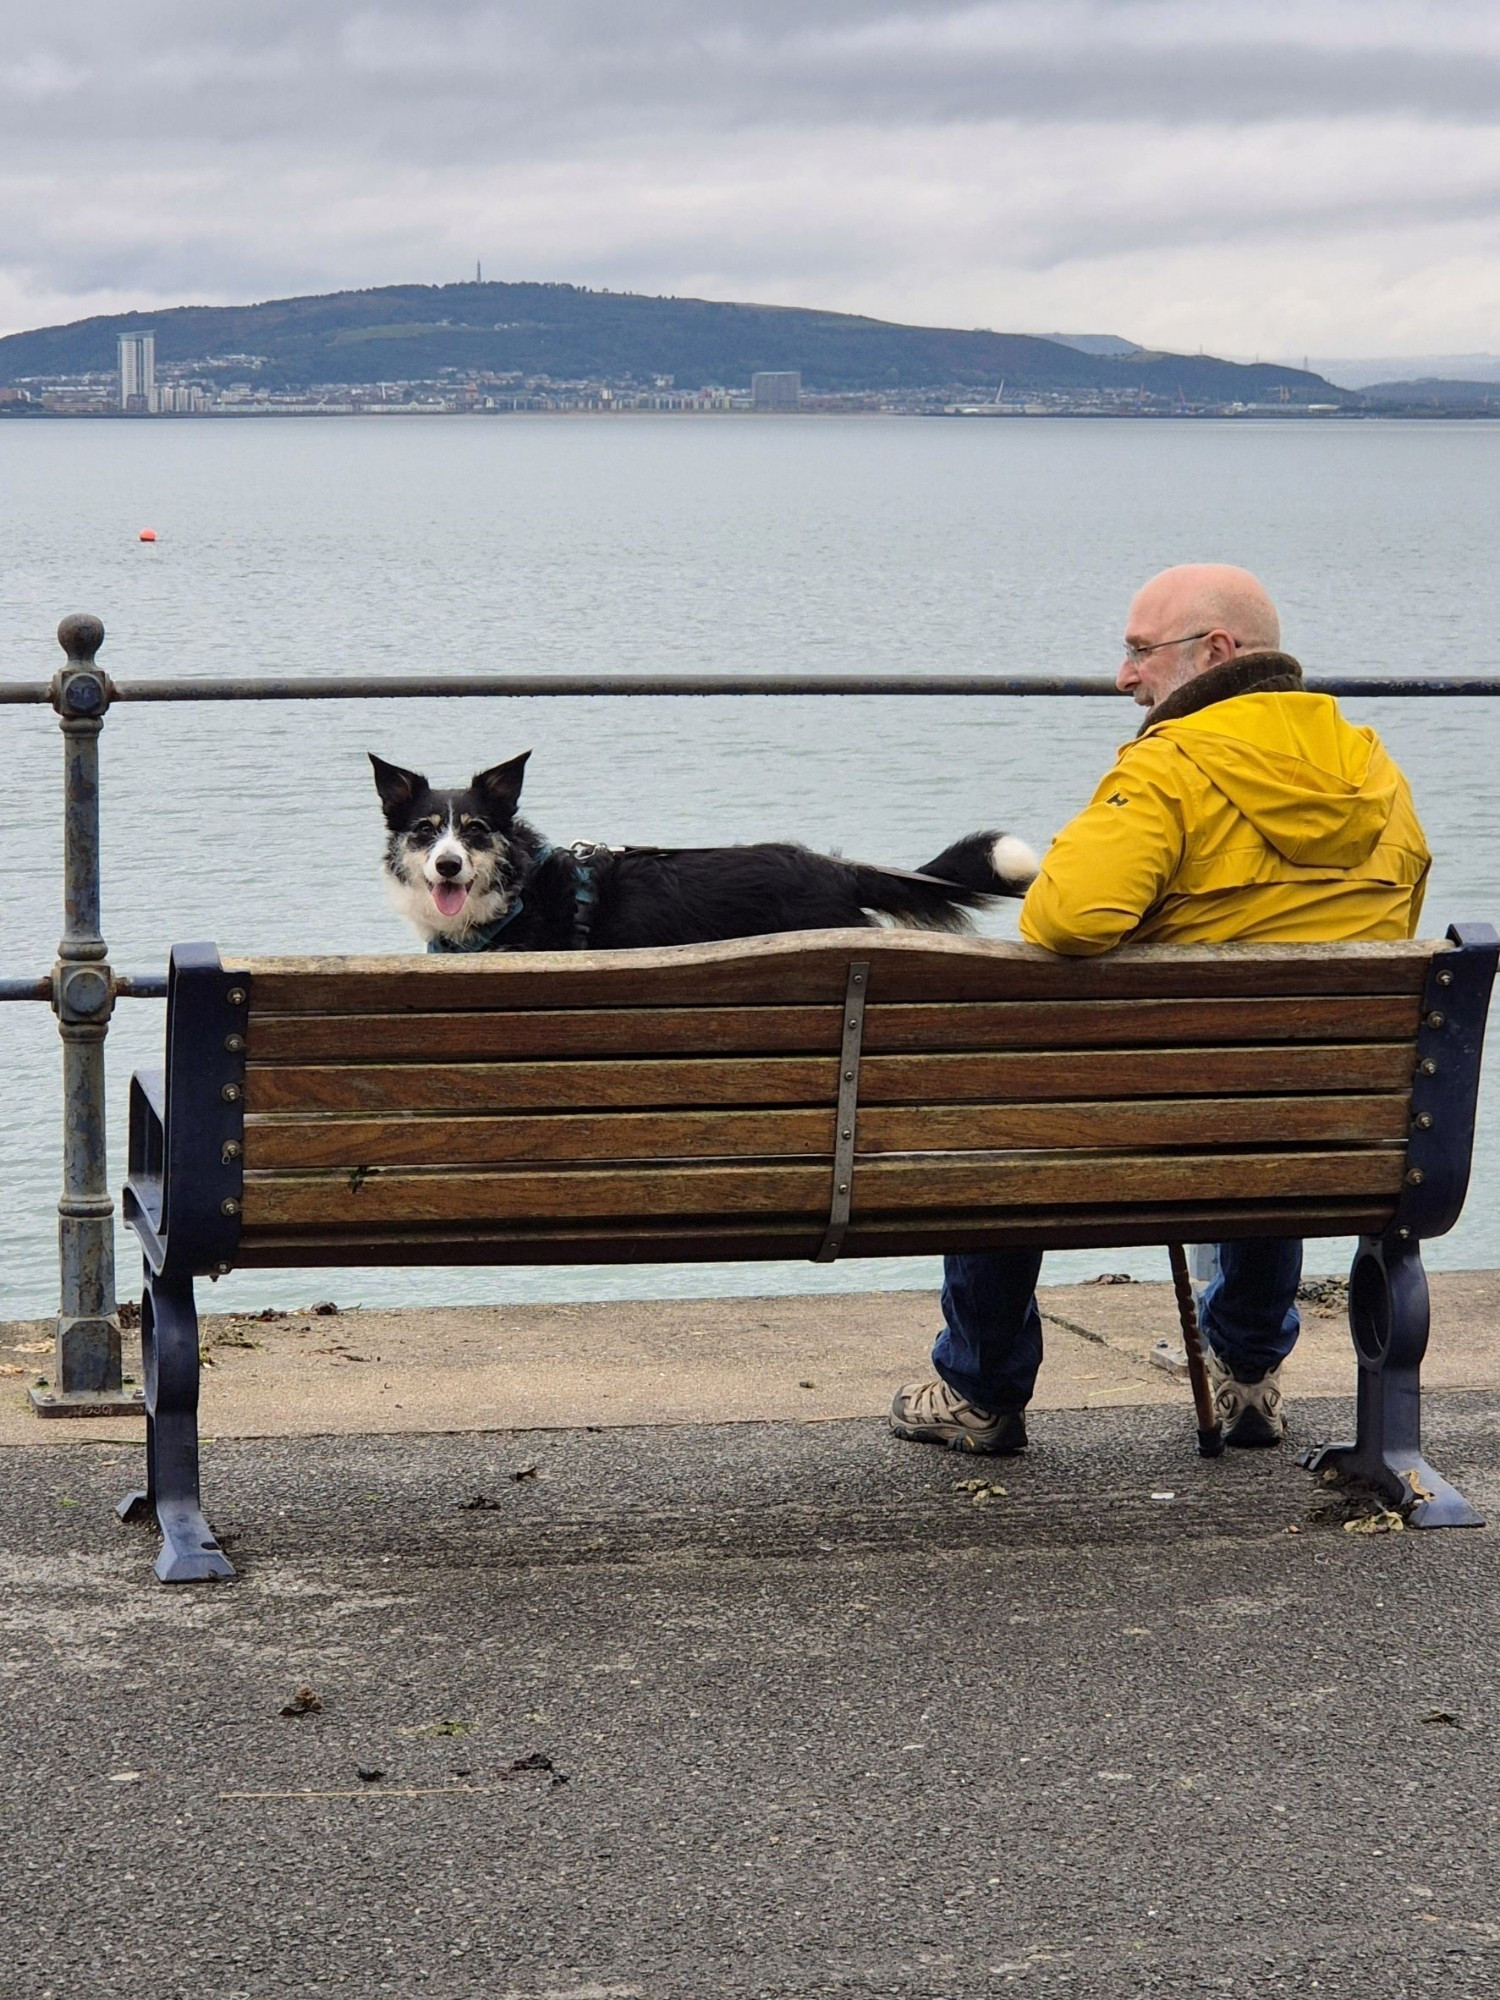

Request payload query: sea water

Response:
[1,413,1497,1317]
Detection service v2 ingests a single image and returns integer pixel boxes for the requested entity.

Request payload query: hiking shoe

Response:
[1203,1346,1285,1448]
[889,1378,1028,1454]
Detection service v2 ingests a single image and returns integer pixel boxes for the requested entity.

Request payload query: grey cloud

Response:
[4,0,1500,351]
[5,1,1500,164]
[1021,182,1500,272]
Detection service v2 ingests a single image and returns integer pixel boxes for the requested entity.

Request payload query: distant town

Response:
[0,292,1491,419]
[0,329,1355,421]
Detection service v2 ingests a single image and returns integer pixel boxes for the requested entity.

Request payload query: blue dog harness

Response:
[426,841,609,954]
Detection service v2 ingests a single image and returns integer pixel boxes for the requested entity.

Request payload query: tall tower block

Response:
[118,332,157,413]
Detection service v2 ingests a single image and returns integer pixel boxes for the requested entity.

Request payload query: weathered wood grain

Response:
[230,930,1438,1014]
[245,1042,1415,1115]
[212,931,1440,1276]
[241,1146,1405,1230]
[246,992,1420,1064]
[242,1092,1410,1170]
[234,1194,1396,1266]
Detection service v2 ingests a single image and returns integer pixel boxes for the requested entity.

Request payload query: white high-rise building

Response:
[118,332,157,413]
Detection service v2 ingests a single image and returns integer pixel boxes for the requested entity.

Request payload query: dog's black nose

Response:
[435,855,463,879]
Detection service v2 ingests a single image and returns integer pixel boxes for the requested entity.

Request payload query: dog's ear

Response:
[473,751,531,822]
[369,754,427,824]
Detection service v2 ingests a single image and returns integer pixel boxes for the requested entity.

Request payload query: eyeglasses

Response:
[1121,630,1212,664]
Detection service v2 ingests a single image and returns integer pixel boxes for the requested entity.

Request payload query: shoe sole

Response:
[888,1420,1028,1455]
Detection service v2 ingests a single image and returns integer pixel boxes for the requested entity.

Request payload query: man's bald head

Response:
[1118,564,1282,709]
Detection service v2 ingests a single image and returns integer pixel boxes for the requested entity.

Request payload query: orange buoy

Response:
[139,528,157,543]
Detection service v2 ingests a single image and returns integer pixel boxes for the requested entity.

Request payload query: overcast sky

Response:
[4,0,1499,357]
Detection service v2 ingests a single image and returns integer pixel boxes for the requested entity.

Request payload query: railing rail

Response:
[7,611,1500,1414]
[7,673,1500,704]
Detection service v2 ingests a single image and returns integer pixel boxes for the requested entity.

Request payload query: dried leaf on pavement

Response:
[1343,1510,1406,1535]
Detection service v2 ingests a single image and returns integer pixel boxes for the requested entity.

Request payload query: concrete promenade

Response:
[2,1274,1499,1997]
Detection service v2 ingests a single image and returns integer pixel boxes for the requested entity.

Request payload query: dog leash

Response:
[564,841,609,948]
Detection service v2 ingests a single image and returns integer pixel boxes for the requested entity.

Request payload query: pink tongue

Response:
[433,882,469,918]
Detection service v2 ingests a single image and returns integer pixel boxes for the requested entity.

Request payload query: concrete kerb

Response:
[3,1271,1499,1448]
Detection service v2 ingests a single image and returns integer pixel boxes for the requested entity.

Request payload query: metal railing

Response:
[7,610,1500,1416]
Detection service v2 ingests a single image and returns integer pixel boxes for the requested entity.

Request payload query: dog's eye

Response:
[459,817,491,835]
[416,818,442,835]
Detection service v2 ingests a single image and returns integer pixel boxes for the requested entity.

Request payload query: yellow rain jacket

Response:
[1019,654,1430,956]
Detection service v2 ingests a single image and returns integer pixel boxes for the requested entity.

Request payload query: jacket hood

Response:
[1142,654,1399,869]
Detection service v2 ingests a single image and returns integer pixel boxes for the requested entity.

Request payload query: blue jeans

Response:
[933,1240,1303,1412]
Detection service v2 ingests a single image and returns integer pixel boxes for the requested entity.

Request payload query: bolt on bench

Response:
[120,924,1496,1581]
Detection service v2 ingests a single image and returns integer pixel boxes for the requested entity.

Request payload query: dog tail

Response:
[845,830,1038,933]
[843,866,984,931]
[918,831,1040,899]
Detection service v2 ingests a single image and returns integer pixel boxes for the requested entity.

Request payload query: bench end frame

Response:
[1299,1230,1483,1527]
[1299,922,1498,1528]
[119,944,248,1581]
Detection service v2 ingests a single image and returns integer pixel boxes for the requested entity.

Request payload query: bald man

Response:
[892,565,1431,1453]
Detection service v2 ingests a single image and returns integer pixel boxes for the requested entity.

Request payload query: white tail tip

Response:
[989,833,1040,888]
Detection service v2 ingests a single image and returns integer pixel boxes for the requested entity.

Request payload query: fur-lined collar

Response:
[1140,650,1305,735]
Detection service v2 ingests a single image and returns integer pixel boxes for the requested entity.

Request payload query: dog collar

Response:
[426,901,529,953]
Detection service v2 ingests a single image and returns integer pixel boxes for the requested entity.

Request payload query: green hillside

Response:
[0,282,1343,402]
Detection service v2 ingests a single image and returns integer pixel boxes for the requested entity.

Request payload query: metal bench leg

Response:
[1299,1232,1482,1528]
[115,1266,234,1581]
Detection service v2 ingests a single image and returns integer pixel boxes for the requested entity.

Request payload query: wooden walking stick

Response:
[1168,1242,1224,1458]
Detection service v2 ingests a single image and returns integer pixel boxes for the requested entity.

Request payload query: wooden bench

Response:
[120,924,1497,1580]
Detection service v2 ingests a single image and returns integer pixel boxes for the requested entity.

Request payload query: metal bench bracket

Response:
[814,961,869,1264]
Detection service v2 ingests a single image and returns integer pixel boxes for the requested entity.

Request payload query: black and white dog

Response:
[371,750,1037,952]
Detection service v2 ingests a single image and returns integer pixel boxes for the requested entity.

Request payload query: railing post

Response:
[30,614,142,1418]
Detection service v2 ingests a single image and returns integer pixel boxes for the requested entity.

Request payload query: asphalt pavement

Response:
[3,1364,1499,1998]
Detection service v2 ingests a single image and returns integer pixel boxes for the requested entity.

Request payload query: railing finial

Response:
[57,613,105,666]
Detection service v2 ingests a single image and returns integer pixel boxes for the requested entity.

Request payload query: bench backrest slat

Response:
[240,1144,1407,1234]
[244,1041,1416,1116]
[243,1092,1410,1171]
[232,933,1434,1011]
[244,991,1422,1064]
[234,1192,1398,1270]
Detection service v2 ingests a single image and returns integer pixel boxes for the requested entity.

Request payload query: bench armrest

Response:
[129,1066,166,1174]
[122,1068,168,1268]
